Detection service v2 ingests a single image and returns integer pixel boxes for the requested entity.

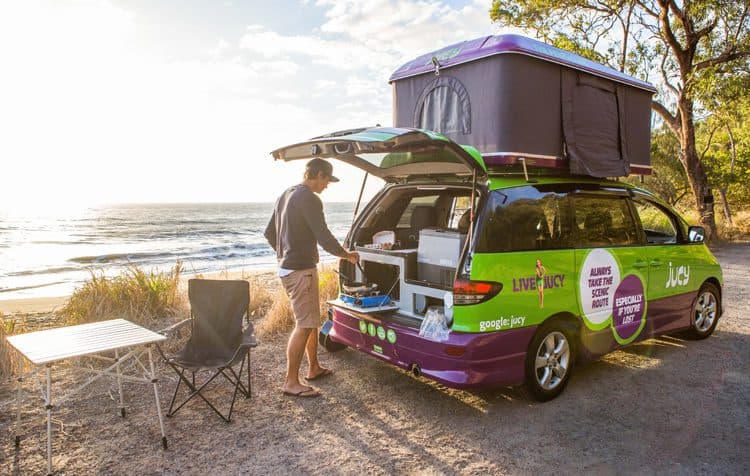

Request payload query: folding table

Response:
[6,318,168,475]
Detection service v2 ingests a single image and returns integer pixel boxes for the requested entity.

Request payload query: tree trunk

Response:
[718,187,733,225]
[678,98,718,241]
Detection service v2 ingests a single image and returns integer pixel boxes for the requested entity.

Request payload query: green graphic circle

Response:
[359,320,367,333]
[386,329,396,344]
[377,326,386,340]
[367,323,376,337]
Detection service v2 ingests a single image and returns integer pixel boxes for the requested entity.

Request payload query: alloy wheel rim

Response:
[534,331,570,391]
[694,291,717,332]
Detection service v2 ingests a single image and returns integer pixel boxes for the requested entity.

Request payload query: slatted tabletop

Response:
[6,318,166,365]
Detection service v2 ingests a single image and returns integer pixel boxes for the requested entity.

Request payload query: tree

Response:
[490,0,750,240]
[625,126,689,206]
[696,70,750,223]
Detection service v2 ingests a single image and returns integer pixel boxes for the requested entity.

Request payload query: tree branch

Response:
[699,126,717,162]
[656,0,686,65]
[695,50,750,70]
[652,100,681,136]
[733,4,749,45]
[634,0,659,19]
[693,16,718,42]
[660,48,681,96]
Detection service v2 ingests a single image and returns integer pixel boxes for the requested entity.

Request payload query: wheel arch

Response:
[536,312,583,357]
[701,277,723,316]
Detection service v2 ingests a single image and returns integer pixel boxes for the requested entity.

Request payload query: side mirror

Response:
[688,226,705,243]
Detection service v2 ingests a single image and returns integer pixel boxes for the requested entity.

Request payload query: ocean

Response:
[0,202,358,300]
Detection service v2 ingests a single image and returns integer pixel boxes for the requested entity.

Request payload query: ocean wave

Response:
[6,265,80,277]
[68,251,178,264]
[0,281,67,294]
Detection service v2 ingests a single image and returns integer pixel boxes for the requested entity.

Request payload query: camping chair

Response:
[158,279,257,422]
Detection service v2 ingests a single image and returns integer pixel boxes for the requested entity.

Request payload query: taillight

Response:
[453,280,502,305]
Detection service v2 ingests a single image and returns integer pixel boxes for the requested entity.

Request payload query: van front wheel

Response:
[525,323,574,402]
[685,283,720,340]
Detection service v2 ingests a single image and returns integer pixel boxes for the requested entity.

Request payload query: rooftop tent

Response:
[389,35,657,177]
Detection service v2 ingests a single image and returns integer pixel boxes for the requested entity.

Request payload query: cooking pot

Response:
[342,282,379,295]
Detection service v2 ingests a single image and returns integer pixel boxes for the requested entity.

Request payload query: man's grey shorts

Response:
[280,268,320,329]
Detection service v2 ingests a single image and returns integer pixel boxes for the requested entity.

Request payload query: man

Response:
[264,158,359,398]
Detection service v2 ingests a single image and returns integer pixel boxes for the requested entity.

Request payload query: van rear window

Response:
[476,187,570,253]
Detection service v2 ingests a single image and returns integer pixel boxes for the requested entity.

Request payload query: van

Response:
[269,35,723,401]
[271,127,723,400]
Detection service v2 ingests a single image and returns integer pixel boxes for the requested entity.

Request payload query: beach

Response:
[1,243,749,474]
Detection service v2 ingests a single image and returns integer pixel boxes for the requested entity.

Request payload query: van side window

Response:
[476,187,571,253]
[633,199,678,244]
[570,195,639,247]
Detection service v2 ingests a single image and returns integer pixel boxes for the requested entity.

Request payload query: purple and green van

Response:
[271,35,723,401]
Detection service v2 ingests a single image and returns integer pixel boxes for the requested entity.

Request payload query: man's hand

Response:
[343,251,360,264]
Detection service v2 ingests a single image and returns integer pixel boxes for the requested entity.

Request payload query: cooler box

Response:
[417,228,466,287]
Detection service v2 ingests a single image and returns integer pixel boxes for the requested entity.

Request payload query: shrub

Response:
[717,210,750,241]
[247,275,275,320]
[256,265,339,337]
[0,313,24,379]
[57,262,186,328]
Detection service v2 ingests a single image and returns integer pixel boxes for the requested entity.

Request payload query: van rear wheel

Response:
[685,283,720,340]
[525,322,574,402]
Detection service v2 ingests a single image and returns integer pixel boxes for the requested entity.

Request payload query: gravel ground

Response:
[1,243,748,475]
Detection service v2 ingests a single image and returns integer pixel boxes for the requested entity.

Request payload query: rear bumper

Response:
[330,308,536,389]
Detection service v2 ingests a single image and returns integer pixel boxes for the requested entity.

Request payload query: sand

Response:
[1,244,749,474]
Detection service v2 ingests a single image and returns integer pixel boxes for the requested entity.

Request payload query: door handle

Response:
[650,258,662,267]
[634,260,648,269]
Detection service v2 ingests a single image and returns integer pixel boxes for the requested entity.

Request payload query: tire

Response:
[524,321,575,402]
[685,283,721,340]
[319,319,346,352]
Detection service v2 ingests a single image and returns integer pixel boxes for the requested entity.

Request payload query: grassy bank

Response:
[0,313,23,379]
[58,262,185,328]
[1,263,340,379]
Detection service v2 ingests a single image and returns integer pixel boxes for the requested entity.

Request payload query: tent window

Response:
[414,76,471,135]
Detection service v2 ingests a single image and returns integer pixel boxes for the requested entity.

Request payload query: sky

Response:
[0,0,506,210]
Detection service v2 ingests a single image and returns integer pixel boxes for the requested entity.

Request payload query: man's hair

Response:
[304,158,333,179]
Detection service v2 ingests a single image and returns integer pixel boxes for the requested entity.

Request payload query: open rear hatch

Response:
[271,127,486,323]
[271,127,486,182]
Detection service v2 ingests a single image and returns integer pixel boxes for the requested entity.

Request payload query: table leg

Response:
[15,366,23,447]
[147,346,168,450]
[115,349,125,417]
[45,365,52,476]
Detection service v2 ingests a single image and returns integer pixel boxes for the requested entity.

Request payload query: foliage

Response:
[246,275,275,320]
[490,0,750,240]
[625,126,688,205]
[697,73,750,210]
[257,265,339,337]
[0,313,24,379]
[57,262,185,328]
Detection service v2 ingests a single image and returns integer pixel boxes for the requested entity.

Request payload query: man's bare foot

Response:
[282,387,320,398]
[306,367,333,381]
[282,383,315,395]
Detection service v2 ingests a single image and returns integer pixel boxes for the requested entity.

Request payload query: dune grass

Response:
[1,263,339,376]
[256,265,339,337]
[0,313,24,380]
[57,262,186,328]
